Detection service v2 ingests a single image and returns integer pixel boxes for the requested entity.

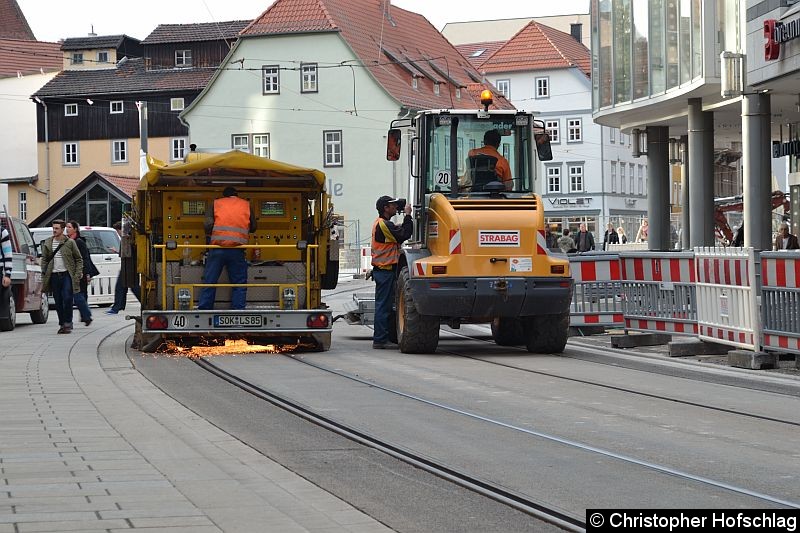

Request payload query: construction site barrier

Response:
[339,246,361,276]
[620,251,698,335]
[360,246,372,277]
[761,251,800,355]
[568,252,624,328]
[607,242,649,252]
[695,247,760,350]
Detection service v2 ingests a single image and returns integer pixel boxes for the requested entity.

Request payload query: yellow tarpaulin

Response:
[143,150,326,187]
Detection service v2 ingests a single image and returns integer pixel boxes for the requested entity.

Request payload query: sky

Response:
[17,0,590,43]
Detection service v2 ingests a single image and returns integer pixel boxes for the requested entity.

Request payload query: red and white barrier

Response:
[619,251,698,336]
[569,253,624,328]
[694,247,760,350]
[761,252,800,356]
[360,246,372,276]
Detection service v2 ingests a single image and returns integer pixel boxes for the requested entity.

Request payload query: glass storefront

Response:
[593,0,707,108]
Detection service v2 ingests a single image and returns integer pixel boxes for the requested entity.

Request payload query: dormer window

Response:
[175,50,192,68]
[71,52,83,65]
[97,51,109,63]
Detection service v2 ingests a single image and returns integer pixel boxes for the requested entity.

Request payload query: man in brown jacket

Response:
[40,220,83,333]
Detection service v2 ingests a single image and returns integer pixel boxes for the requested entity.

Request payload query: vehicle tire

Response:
[491,317,525,346]
[525,312,569,354]
[30,292,49,324]
[0,288,16,332]
[320,258,339,290]
[396,266,439,354]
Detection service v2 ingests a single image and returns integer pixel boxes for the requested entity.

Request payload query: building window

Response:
[63,142,78,165]
[18,191,27,221]
[253,134,270,158]
[301,63,318,93]
[569,165,584,193]
[620,162,626,193]
[629,163,635,193]
[545,120,560,143]
[434,83,441,96]
[535,77,549,98]
[71,52,83,65]
[457,138,464,174]
[547,166,561,194]
[171,138,187,161]
[97,51,109,63]
[502,143,510,161]
[110,101,123,114]
[232,135,249,153]
[412,77,418,89]
[64,103,78,116]
[175,50,192,67]
[611,161,617,193]
[610,127,615,143]
[638,165,644,195]
[456,88,461,99]
[262,65,280,94]
[496,79,510,99]
[112,140,127,163]
[170,98,185,111]
[323,130,343,167]
[567,118,582,142]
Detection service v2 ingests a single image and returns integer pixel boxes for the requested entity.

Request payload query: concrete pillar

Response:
[680,135,690,250]
[742,93,772,250]
[687,98,715,247]
[646,126,670,251]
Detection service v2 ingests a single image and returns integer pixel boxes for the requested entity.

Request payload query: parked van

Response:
[31,226,120,307]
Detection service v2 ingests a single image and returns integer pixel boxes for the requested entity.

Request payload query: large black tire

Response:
[524,312,569,354]
[491,317,525,346]
[320,258,339,290]
[396,266,439,354]
[0,287,16,332]
[30,292,49,324]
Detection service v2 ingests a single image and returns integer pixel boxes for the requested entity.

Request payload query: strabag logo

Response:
[765,18,800,60]
[479,230,520,247]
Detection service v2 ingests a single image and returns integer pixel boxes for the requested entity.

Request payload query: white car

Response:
[31,226,121,307]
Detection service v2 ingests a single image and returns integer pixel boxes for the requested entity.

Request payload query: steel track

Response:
[193,356,586,531]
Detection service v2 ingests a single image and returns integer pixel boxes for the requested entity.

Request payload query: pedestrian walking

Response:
[107,221,140,314]
[576,223,595,252]
[775,222,800,250]
[371,195,413,349]
[557,228,576,254]
[40,220,83,334]
[602,222,619,250]
[66,221,98,326]
[636,218,649,242]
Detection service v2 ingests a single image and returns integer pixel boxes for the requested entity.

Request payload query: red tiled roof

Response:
[455,41,506,68]
[476,21,590,77]
[99,173,140,197]
[242,0,513,110]
[0,0,34,40]
[0,38,61,78]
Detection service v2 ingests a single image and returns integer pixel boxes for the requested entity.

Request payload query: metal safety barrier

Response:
[339,246,362,276]
[760,251,800,355]
[695,247,760,350]
[360,246,372,277]
[607,242,649,252]
[620,251,698,335]
[569,252,624,328]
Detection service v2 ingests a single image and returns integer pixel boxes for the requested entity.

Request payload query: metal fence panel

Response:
[569,252,624,327]
[761,251,800,355]
[694,247,760,350]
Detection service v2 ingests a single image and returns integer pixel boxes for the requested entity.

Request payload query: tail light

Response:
[307,314,330,328]
[432,265,447,274]
[146,315,169,330]
[551,265,566,274]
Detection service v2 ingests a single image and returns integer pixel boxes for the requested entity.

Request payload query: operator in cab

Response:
[371,195,413,350]
[198,186,257,310]
[460,129,512,192]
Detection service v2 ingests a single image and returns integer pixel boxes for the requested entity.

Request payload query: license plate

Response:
[214,315,263,327]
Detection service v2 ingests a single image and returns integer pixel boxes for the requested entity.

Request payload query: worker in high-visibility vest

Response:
[198,186,256,310]
[371,195,412,349]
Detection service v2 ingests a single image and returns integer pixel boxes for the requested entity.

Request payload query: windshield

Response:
[83,229,120,254]
[424,114,532,194]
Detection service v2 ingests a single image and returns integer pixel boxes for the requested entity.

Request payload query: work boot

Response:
[372,342,399,350]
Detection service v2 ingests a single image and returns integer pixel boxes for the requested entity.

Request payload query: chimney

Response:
[570,23,582,43]
[88,24,97,37]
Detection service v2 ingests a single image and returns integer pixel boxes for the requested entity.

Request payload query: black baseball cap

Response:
[376,195,401,212]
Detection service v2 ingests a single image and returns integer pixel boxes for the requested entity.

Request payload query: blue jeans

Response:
[372,267,395,344]
[198,248,248,310]
[112,269,141,311]
[74,286,91,322]
[51,272,74,327]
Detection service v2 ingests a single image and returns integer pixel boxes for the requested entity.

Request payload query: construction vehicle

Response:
[714,190,789,243]
[384,90,573,354]
[128,150,337,352]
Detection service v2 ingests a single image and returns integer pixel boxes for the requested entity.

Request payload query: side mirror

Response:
[535,132,553,161]
[386,128,402,161]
